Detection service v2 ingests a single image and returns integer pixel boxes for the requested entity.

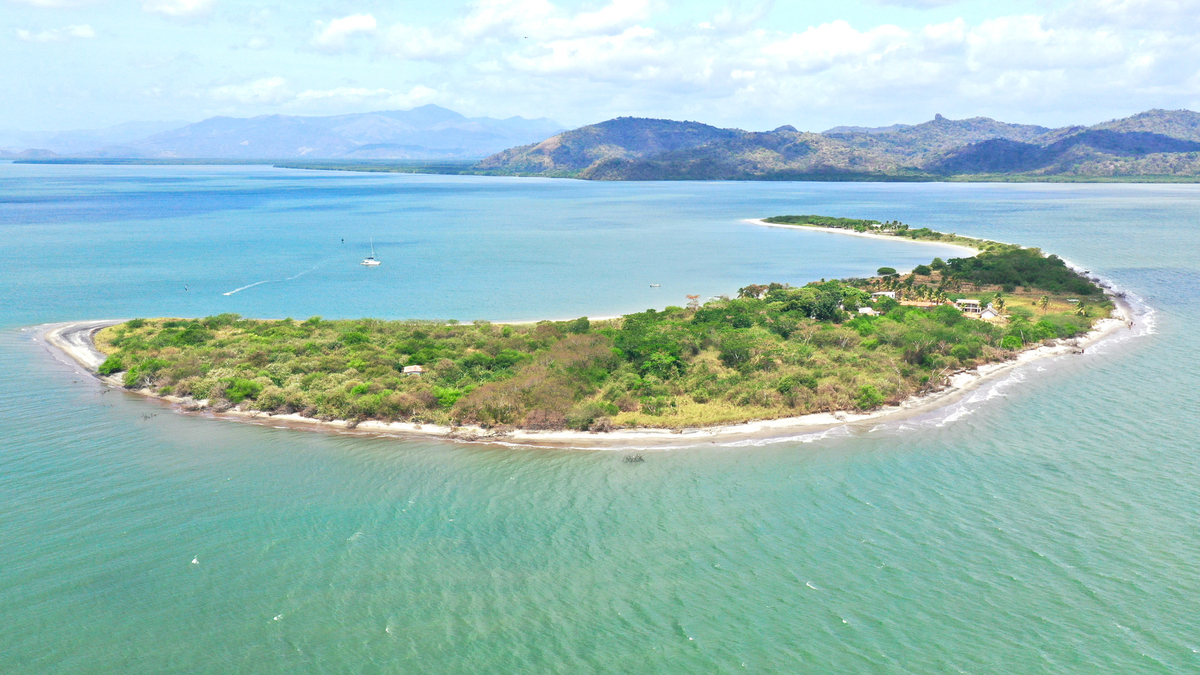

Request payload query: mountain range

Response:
[0,106,564,160]
[476,109,1200,180]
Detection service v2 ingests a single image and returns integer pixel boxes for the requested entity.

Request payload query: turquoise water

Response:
[2,163,1199,673]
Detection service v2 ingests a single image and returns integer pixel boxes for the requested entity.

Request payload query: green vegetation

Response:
[763,214,1027,254]
[93,218,1113,431]
[764,215,882,230]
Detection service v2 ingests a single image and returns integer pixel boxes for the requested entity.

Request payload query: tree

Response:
[738,284,768,299]
[1038,295,1050,314]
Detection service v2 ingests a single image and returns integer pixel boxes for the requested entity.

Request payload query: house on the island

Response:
[955,298,982,314]
[858,307,879,316]
[980,303,1000,320]
[402,365,424,375]
[872,291,896,299]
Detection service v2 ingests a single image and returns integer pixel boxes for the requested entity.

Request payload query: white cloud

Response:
[506,26,665,75]
[16,24,95,43]
[459,0,651,40]
[294,85,437,108]
[762,20,909,73]
[311,14,378,51]
[870,0,960,7]
[208,77,291,105]
[143,0,215,19]
[379,0,652,59]
[115,0,1200,130]
[242,35,272,50]
[8,0,95,6]
[383,24,465,60]
[205,78,437,111]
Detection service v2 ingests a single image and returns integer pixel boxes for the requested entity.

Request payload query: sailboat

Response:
[361,238,381,266]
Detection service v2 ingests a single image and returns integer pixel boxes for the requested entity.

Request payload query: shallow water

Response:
[2,163,1199,673]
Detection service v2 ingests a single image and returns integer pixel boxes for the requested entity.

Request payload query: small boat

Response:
[361,238,381,266]
[650,284,660,287]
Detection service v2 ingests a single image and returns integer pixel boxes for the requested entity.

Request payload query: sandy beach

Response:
[745,218,980,259]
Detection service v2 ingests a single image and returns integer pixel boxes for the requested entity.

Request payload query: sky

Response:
[4,0,1200,132]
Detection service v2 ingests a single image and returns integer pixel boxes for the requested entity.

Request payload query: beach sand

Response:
[744,218,980,260]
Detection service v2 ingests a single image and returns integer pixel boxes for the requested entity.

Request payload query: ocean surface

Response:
[1,162,1198,673]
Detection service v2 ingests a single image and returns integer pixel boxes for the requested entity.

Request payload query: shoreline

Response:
[745,218,981,259]
[42,298,1132,449]
[38,219,1136,449]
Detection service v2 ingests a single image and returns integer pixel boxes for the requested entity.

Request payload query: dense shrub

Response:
[98,355,124,375]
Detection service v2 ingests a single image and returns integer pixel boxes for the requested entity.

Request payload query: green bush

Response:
[639,396,672,416]
[950,344,978,362]
[433,386,464,409]
[877,267,897,276]
[98,355,124,375]
[224,378,263,403]
[855,385,885,410]
[1001,335,1023,350]
[777,373,817,394]
[565,401,619,430]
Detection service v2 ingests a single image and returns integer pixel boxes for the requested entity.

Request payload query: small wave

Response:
[722,424,852,448]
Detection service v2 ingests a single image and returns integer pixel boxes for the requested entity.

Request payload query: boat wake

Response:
[222,261,329,296]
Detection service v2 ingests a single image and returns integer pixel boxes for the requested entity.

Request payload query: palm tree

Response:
[1038,295,1050,314]
[1074,302,1088,317]
[992,293,1006,313]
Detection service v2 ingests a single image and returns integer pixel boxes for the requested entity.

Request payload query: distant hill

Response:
[130,106,563,159]
[1089,109,1200,141]
[476,117,741,175]
[0,120,186,156]
[930,129,1200,175]
[3,106,563,160]
[823,114,1054,162]
[476,110,1200,180]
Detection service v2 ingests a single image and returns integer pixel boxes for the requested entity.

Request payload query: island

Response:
[60,216,1126,444]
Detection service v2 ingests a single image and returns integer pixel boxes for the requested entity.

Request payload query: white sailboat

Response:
[361,238,381,266]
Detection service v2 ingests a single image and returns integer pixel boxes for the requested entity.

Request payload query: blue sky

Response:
[4,0,1199,132]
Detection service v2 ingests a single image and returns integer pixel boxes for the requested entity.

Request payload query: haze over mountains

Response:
[478,109,1200,180]
[8,107,1200,180]
[0,106,564,160]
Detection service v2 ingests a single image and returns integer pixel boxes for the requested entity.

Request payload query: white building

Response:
[955,298,982,313]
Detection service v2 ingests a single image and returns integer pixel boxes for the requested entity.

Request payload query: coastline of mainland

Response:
[41,218,1136,449]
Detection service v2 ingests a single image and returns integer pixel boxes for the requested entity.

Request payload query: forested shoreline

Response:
[93,219,1113,431]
